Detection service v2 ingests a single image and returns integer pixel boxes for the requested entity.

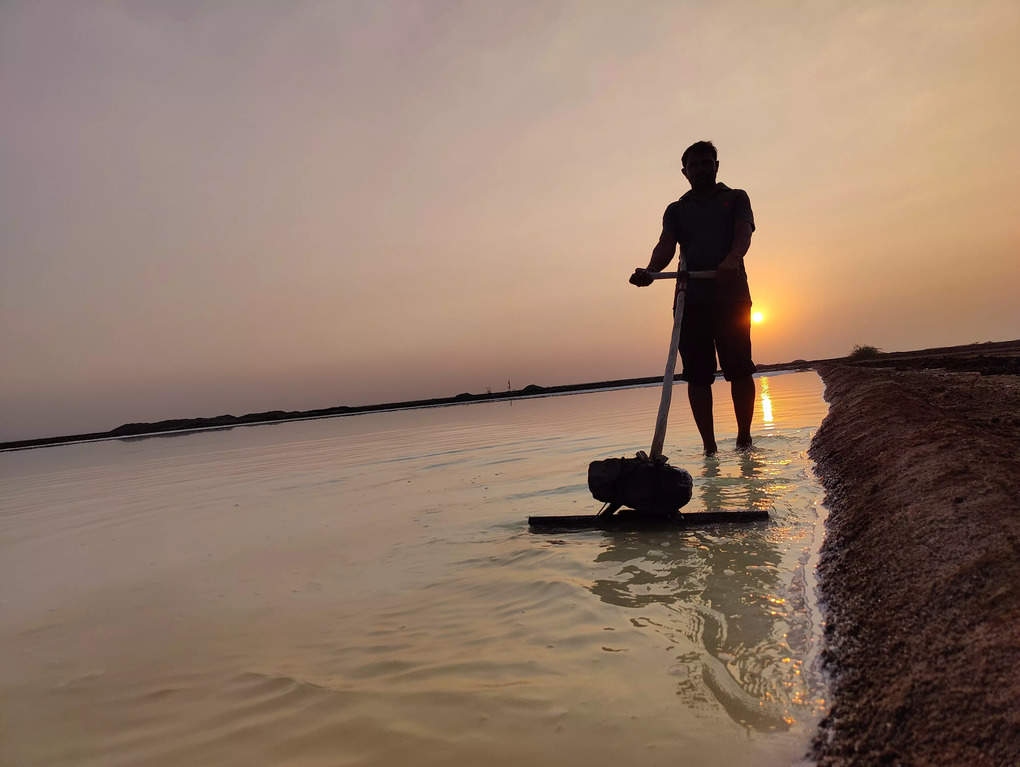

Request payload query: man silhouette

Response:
[630,140,756,454]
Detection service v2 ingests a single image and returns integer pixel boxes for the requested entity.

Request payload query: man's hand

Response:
[716,255,742,287]
[717,254,742,272]
[629,268,654,287]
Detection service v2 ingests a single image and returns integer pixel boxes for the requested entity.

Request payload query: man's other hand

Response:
[717,254,742,272]
[716,257,741,287]
[629,268,653,287]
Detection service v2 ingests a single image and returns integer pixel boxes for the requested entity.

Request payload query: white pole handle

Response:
[645,269,716,458]
[649,287,684,459]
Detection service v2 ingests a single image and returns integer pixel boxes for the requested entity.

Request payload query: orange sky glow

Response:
[2,1,1019,441]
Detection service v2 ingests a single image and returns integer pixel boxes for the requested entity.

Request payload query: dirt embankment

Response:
[808,363,1020,766]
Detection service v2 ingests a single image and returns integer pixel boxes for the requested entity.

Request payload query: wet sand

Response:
[808,362,1020,765]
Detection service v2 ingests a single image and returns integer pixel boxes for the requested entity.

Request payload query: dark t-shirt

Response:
[662,183,755,304]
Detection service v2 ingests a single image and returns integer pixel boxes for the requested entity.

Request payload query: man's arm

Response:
[647,228,678,272]
[630,228,680,286]
[718,219,752,271]
[719,190,754,271]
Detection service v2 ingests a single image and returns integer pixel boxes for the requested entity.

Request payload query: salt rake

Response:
[528,270,769,531]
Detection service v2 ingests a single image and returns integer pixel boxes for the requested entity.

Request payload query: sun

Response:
[751,311,764,324]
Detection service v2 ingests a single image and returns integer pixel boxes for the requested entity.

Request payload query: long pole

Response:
[647,270,715,459]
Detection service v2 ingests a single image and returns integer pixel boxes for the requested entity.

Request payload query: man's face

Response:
[682,152,719,189]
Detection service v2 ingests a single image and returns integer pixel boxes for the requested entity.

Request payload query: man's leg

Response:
[679,301,717,455]
[731,376,755,449]
[716,301,757,450]
[688,383,717,455]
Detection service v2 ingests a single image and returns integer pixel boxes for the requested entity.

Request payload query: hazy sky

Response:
[3,0,1019,441]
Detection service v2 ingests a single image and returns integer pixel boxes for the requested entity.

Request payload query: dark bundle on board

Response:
[588,451,693,516]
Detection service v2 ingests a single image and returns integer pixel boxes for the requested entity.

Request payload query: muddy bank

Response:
[808,363,1020,765]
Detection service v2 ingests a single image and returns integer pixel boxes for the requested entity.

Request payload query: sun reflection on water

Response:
[760,376,774,427]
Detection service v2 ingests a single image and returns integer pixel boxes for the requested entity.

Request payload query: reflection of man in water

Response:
[699,452,772,514]
[630,140,756,454]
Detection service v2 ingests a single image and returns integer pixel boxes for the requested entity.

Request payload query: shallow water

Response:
[0,371,828,766]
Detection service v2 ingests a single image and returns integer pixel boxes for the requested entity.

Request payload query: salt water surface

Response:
[1,371,829,766]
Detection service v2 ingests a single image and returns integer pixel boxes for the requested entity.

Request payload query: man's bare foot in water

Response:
[704,441,718,455]
[735,435,753,451]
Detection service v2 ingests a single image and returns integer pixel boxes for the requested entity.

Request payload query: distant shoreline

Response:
[3,339,1017,452]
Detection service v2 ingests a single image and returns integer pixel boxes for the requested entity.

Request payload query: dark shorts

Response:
[679,300,757,386]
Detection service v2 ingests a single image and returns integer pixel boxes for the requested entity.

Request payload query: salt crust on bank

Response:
[808,363,1019,766]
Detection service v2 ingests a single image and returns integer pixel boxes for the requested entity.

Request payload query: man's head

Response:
[681,140,719,191]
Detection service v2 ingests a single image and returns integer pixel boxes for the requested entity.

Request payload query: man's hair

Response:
[681,140,717,168]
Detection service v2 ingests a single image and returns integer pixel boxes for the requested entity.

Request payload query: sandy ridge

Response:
[808,363,1020,765]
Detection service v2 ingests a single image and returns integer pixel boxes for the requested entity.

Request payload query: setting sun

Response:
[752,311,765,324]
